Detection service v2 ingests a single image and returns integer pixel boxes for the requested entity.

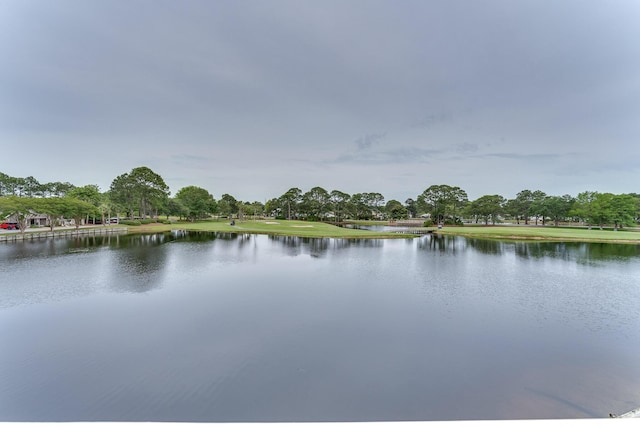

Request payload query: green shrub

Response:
[423,220,434,227]
[121,220,142,226]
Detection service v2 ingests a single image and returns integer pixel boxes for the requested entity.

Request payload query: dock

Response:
[391,229,435,235]
[0,227,128,243]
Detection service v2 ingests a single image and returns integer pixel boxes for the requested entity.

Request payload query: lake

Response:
[1,231,639,421]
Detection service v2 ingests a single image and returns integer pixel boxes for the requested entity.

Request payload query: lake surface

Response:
[1,231,639,421]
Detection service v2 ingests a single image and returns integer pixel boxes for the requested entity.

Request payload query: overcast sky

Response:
[2,0,639,202]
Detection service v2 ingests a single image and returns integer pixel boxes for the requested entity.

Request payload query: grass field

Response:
[127,219,411,239]
[436,224,640,244]
[118,219,640,243]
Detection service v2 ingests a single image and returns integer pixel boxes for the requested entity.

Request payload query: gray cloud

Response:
[355,133,386,151]
[1,0,639,201]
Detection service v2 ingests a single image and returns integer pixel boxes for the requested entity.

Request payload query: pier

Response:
[391,229,435,235]
[0,227,128,243]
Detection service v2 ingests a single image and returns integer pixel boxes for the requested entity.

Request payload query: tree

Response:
[22,176,41,197]
[264,198,281,218]
[528,190,548,225]
[610,194,637,229]
[503,198,521,224]
[418,184,467,225]
[68,185,102,224]
[330,190,351,222]
[49,181,76,197]
[366,192,385,219]
[279,188,302,220]
[34,197,66,231]
[97,195,118,225]
[572,191,597,228]
[0,196,38,234]
[110,167,170,219]
[591,193,614,229]
[175,186,217,221]
[349,193,370,220]
[449,187,468,224]
[61,197,100,229]
[539,195,574,226]
[217,194,239,218]
[163,198,188,220]
[513,190,537,224]
[385,199,408,219]
[0,172,11,196]
[301,186,330,220]
[468,195,506,225]
[247,201,264,218]
[404,198,418,218]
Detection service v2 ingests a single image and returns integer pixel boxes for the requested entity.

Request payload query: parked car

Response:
[0,222,19,230]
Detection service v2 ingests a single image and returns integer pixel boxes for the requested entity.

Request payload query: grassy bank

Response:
[113,220,640,243]
[124,219,411,239]
[436,224,640,244]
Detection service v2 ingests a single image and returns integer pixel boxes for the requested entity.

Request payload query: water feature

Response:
[1,231,639,421]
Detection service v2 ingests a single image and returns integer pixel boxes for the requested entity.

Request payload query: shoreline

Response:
[2,221,640,244]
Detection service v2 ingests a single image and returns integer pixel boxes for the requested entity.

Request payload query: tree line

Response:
[1,168,639,233]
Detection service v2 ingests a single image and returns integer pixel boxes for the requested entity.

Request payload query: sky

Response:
[2,0,640,203]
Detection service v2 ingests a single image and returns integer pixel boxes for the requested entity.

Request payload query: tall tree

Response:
[279,188,302,220]
[385,199,408,219]
[349,193,370,220]
[572,191,598,228]
[529,190,548,225]
[301,186,330,220]
[366,192,385,219]
[218,194,240,218]
[62,197,100,229]
[175,186,216,221]
[22,176,41,197]
[468,195,506,225]
[514,190,535,224]
[34,197,66,231]
[418,184,467,225]
[0,173,11,196]
[404,198,418,218]
[264,198,281,218]
[329,190,350,222]
[109,167,169,219]
[610,194,637,229]
[68,184,102,224]
[539,195,574,226]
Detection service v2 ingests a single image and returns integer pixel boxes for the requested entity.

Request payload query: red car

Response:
[0,222,19,230]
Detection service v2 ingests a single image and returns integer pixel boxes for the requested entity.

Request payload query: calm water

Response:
[1,231,639,421]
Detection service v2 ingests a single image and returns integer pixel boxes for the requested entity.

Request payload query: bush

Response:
[120,220,141,226]
[444,218,464,226]
[423,220,434,227]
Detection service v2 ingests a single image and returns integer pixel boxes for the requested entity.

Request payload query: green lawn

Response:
[118,220,640,243]
[128,219,411,239]
[437,224,640,244]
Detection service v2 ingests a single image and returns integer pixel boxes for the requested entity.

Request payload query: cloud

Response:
[330,145,444,165]
[2,0,639,202]
[354,132,386,151]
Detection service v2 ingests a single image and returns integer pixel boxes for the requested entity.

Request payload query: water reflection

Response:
[417,234,466,254]
[267,235,384,258]
[416,236,640,265]
[1,231,640,421]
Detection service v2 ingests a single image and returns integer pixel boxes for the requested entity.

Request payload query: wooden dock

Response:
[391,229,434,235]
[0,227,128,243]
